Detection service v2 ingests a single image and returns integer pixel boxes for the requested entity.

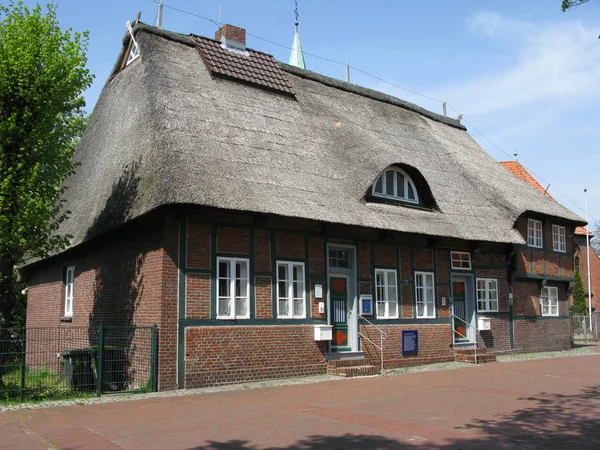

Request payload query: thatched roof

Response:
[51,23,584,256]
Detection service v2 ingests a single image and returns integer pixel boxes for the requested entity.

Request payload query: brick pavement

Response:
[1,351,600,449]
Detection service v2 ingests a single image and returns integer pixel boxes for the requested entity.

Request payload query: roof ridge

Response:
[130,22,466,131]
[278,62,466,131]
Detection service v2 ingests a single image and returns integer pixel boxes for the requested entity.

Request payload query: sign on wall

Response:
[360,294,373,316]
[402,330,418,355]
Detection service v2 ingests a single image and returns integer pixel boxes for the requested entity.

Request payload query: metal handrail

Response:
[450,306,481,365]
[358,314,387,372]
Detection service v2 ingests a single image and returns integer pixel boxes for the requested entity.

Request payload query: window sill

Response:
[60,316,73,323]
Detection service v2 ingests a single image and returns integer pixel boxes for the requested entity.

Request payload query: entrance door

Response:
[452,277,474,344]
[330,274,351,352]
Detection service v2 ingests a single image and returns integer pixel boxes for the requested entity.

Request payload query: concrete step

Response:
[454,347,488,356]
[335,365,380,378]
[455,353,497,364]
[327,357,367,369]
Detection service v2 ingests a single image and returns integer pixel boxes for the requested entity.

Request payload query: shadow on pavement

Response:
[191,384,600,449]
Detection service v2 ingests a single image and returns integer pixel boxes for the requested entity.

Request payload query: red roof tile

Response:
[500,161,552,198]
[501,161,589,235]
[193,36,295,96]
[575,226,593,236]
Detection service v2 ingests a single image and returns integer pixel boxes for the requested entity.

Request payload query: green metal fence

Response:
[571,314,598,343]
[0,325,157,404]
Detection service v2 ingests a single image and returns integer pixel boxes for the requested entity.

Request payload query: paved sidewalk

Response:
[1,352,600,449]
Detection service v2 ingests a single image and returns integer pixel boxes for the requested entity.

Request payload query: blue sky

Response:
[23,0,600,227]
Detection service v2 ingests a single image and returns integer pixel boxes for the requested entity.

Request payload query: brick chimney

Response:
[215,24,246,52]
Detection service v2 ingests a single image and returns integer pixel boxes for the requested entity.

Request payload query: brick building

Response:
[21,23,585,390]
[500,161,599,313]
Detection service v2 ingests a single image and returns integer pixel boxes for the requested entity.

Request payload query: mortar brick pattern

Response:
[276,232,305,259]
[217,226,249,254]
[254,229,271,273]
[255,276,272,319]
[184,326,327,388]
[186,221,211,269]
[186,273,211,319]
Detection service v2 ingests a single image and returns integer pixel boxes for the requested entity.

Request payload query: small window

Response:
[552,225,566,253]
[126,41,140,66]
[415,272,435,318]
[375,269,398,319]
[329,248,350,269]
[527,219,543,248]
[277,262,306,319]
[540,286,559,316]
[575,256,580,272]
[64,265,75,317]
[217,257,250,319]
[476,278,498,312]
[451,252,471,270]
[372,167,418,203]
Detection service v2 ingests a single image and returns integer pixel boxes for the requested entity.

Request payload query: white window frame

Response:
[527,219,543,248]
[216,257,250,319]
[552,225,566,253]
[451,251,472,270]
[276,261,306,319]
[375,269,399,319]
[64,265,75,317]
[372,167,419,204]
[476,278,498,312]
[415,271,435,319]
[126,41,140,66]
[540,286,559,317]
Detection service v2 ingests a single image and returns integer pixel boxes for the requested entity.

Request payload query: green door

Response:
[330,276,350,352]
[452,280,469,343]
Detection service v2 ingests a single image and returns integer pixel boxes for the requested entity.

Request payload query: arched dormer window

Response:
[372,167,418,204]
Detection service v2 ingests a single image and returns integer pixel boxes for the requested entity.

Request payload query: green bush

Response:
[570,271,588,315]
[0,361,92,404]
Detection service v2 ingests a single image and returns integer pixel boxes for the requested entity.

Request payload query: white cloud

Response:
[466,11,532,39]
[437,13,600,117]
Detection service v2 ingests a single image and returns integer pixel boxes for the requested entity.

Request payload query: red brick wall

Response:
[478,317,510,352]
[515,217,574,279]
[25,210,179,391]
[360,324,454,368]
[217,226,249,254]
[187,221,211,269]
[254,229,271,273]
[184,326,327,387]
[513,280,568,317]
[514,319,571,352]
[186,273,210,319]
[276,232,305,259]
[255,276,272,318]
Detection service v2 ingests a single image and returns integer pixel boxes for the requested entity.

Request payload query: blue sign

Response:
[402,330,418,355]
[360,294,373,316]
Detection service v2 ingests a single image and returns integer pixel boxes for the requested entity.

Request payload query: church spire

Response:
[289,1,306,69]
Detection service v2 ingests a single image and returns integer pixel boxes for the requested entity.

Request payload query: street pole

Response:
[584,188,593,332]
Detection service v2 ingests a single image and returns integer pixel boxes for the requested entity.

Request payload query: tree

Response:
[570,270,588,315]
[592,224,600,255]
[0,1,93,326]
[561,0,591,11]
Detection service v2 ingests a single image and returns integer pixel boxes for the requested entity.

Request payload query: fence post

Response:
[20,327,26,402]
[96,325,104,397]
[150,325,158,392]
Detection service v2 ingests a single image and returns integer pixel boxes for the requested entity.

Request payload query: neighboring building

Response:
[500,161,598,312]
[573,227,599,312]
[22,23,585,390]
